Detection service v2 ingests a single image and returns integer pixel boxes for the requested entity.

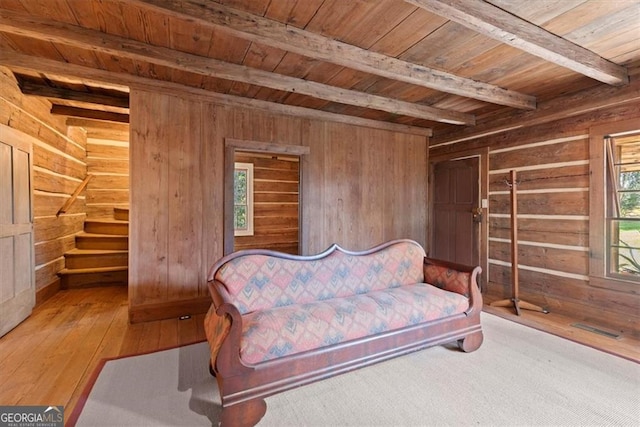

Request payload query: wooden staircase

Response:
[59,208,129,288]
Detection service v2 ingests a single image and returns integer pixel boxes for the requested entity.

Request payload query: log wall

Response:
[431,99,640,337]
[129,89,428,322]
[0,67,87,303]
[86,135,129,219]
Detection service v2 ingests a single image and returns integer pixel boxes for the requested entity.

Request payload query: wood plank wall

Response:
[430,100,640,338]
[234,151,299,254]
[86,135,129,219]
[129,89,428,322]
[0,67,87,303]
[303,121,428,254]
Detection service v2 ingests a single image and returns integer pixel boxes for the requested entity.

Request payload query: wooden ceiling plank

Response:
[405,0,629,86]
[564,5,640,53]
[304,0,416,50]
[264,0,325,28]
[487,0,588,27]
[398,22,503,77]
[370,8,448,58]
[134,0,536,110]
[18,80,130,109]
[541,0,636,38]
[0,9,472,124]
[0,49,432,137]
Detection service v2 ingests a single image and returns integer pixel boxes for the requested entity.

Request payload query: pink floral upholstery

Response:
[215,241,425,315]
[239,283,469,364]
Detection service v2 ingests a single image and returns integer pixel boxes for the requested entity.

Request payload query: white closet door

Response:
[1,125,35,337]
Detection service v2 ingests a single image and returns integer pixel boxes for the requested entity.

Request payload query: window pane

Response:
[610,219,640,278]
[620,192,640,218]
[619,170,640,191]
[234,162,254,237]
[234,206,247,229]
[234,170,247,204]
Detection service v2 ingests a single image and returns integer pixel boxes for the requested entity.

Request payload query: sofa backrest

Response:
[213,240,426,314]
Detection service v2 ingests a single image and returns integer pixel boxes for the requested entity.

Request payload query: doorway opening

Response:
[233,151,300,254]
[223,139,309,256]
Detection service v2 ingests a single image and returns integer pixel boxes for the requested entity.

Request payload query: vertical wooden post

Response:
[491,170,548,315]
[509,170,521,314]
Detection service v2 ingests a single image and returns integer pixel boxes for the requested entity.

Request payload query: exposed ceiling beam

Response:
[0,9,472,125]
[50,105,130,123]
[430,74,640,148]
[17,80,130,110]
[0,50,433,137]
[405,0,629,86]
[136,0,536,110]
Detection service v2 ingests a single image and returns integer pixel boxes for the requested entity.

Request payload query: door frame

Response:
[223,138,310,255]
[429,147,489,289]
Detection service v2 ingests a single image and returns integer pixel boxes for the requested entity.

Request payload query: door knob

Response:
[472,207,483,223]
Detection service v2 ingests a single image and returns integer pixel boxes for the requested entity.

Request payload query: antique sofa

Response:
[204,239,483,426]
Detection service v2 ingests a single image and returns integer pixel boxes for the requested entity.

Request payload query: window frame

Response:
[605,135,640,281]
[589,118,640,292]
[233,162,254,237]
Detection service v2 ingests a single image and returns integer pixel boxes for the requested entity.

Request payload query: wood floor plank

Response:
[0,286,207,423]
[0,302,95,405]
[64,302,130,413]
[30,297,124,407]
[157,317,180,350]
[15,303,102,405]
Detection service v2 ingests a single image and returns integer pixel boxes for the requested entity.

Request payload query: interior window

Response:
[606,131,640,280]
[234,162,254,236]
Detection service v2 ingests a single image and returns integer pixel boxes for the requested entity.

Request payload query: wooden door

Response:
[431,157,480,267]
[0,126,35,337]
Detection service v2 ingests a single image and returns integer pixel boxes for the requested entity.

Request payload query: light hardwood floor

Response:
[0,286,637,425]
[0,286,206,424]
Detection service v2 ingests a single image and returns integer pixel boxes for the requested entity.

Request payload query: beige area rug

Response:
[69,313,639,426]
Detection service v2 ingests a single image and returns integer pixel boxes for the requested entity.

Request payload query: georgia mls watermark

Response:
[0,406,63,427]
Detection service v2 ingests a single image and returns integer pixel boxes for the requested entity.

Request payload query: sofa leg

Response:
[458,331,483,353]
[209,362,217,377]
[220,399,266,427]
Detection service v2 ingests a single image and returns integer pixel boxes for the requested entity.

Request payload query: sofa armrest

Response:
[423,257,482,314]
[205,279,253,377]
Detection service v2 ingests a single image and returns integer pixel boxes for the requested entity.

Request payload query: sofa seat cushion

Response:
[239,283,469,364]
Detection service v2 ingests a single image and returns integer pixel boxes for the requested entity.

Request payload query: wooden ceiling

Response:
[1,0,638,139]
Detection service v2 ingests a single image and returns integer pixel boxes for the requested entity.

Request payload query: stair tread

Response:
[59,266,128,275]
[77,232,128,239]
[65,248,128,255]
[85,219,129,224]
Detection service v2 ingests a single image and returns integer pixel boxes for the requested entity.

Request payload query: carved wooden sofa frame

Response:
[204,239,483,426]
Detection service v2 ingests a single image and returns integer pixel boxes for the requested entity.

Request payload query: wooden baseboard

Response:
[36,278,61,306]
[128,296,211,323]
[483,284,640,339]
